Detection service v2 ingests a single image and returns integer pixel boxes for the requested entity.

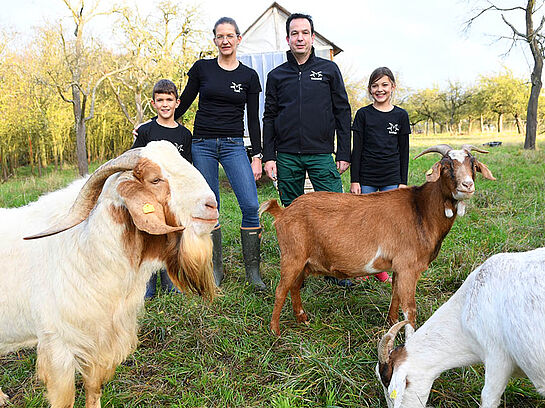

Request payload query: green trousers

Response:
[276,152,343,207]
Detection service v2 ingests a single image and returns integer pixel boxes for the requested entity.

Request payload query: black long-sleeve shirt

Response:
[175,58,262,155]
[131,120,192,162]
[350,104,410,186]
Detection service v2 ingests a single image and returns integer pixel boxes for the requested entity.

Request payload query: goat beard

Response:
[165,229,216,301]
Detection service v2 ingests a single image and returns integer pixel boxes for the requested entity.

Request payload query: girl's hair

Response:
[368,67,396,92]
[213,17,240,36]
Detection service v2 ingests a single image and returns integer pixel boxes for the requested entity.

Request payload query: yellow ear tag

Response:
[142,203,155,214]
[390,389,397,400]
[425,168,433,176]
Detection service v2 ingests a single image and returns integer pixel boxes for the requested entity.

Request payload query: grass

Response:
[1,134,545,407]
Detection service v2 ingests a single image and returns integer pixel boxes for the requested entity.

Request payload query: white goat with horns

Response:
[376,247,545,408]
[0,141,218,408]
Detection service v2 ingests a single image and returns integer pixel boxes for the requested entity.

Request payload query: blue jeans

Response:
[361,184,399,194]
[145,269,180,299]
[192,137,260,228]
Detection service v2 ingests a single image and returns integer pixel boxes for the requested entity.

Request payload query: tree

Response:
[479,71,528,133]
[406,88,445,134]
[109,1,205,128]
[439,81,469,134]
[54,0,128,176]
[466,0,544,149]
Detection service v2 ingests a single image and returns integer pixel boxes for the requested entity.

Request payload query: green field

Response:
[1,135,544,407]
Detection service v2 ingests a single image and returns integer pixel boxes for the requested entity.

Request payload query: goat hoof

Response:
[296,313,308,323]
[270,324,281,337]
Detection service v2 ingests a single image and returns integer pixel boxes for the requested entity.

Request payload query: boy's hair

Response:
[213,17,240,36]
[286,13,314,36]
[368,67,396,92]
[152,79,178,100]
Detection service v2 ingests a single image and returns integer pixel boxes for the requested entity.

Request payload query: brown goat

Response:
[260,144,495,336]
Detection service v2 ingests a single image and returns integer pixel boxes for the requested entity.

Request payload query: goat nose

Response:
[205,197,217,210]
[462,180,474,190]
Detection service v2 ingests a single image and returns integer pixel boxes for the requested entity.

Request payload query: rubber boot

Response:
[240,227,267,291]
[211,227,224,286]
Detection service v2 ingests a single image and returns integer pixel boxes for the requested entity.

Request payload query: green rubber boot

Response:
[240,227,267,291]
[211,227,224,286]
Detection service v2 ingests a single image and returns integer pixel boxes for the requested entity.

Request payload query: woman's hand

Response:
[350,182,361,194]
[132,119,152,139]
[251,157,262,181]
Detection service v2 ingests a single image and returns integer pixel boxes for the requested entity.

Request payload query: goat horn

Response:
[24,148,144,240]
[413,144,453,159]
[460,144,489,154]
[377,320,411,364]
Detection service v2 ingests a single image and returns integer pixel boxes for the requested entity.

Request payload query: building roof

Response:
[238,2,343,56]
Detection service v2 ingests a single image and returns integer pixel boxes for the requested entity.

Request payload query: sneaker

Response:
[324,276,355,288]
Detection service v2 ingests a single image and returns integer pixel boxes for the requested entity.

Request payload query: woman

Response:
[173,17,265,291]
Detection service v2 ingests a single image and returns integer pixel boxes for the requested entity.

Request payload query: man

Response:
[262,13,353,287]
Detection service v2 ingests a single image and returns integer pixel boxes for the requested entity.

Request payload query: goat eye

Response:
[151,178,161,184]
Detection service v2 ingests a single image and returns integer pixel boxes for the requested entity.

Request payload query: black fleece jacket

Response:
[262,48,351,162]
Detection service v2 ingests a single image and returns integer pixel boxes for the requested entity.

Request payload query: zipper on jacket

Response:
[298,70,302,154]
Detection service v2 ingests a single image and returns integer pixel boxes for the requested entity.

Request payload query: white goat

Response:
[0,141,218,408]
[376,247,545,408]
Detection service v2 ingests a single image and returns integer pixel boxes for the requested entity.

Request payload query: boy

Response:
[132,79,192,162]
[132,79,192,298]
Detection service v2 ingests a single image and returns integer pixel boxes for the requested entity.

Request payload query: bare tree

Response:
[109,1,205,128]
[466,0,544,149]
[56,0,128,176]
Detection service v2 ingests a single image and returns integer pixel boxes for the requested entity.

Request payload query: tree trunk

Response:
[497,113,503,133]
[480,114,484,133]
[514,113,524,134]
[28,135,34,176]
[524,0,542,149]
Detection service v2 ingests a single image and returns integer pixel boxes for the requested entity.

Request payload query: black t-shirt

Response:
[177,58,262,141]
[131,120,192,162]
[350,104,410,186]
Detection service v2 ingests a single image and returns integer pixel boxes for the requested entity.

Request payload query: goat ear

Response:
[117,179,184,235]
[388,368,408,408]
[425,162,442,182]
[475,160,496,180]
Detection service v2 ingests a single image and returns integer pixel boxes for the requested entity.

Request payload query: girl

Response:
[350,67,411,283]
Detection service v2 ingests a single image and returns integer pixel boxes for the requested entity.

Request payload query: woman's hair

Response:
[213,17,240,36]
[368,67,396,93]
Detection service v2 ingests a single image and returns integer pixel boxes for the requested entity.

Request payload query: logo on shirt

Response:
[174,143,185,154]
[310,71,323,80]
[388,123,399,135]
[230,82,242,93]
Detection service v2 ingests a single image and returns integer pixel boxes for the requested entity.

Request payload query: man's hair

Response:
[152,79,178,100]
[285,13,314,36]
[213,17,240,36]
[368,67,397,92]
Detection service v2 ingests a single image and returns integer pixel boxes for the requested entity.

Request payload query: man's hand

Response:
[350,182,361,194]
[251,157,262,181]
[336,160,350,174]
[264,160,277,181]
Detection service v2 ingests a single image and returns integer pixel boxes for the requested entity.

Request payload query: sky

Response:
[1,0,535,90]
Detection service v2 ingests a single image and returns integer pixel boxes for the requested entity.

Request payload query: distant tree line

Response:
[0,0,541,180]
